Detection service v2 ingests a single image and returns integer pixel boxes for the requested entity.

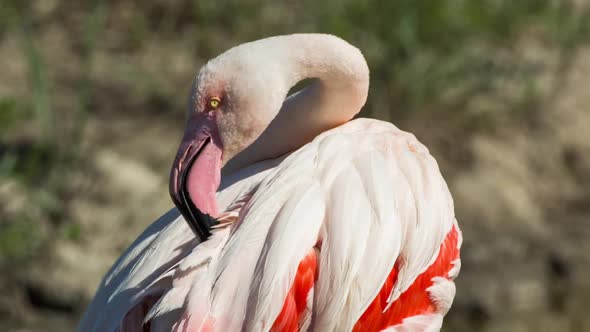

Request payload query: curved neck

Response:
[222,34,370,176]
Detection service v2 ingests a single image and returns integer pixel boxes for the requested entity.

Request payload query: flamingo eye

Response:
[208,97,221,110]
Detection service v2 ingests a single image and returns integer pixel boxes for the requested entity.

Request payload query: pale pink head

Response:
[170,34,370,238]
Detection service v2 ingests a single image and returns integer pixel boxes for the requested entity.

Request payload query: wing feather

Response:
[245,179,325,330]
[310,119,458,330]
[79,118,460,332]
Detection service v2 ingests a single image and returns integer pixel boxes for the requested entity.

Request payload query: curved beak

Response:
[170,111,223,240]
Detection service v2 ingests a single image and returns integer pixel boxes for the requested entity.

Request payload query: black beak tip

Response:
[179,197,218,241]
[169,164,218,241]
[169,135,219,241]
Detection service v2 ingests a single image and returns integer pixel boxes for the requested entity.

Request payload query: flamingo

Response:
[78,34,461,332]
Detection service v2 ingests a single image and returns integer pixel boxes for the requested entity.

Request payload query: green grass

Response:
[0,1,102,263]
[0,218,45,264]
[307,0,590,116]
[0,97,30,132]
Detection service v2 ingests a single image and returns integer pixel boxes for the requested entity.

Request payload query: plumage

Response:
[78,34,462,332]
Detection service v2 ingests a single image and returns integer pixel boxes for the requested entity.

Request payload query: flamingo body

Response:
[79,119,461,332]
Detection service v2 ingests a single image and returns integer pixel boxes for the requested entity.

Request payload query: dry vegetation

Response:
[1,1,590,331]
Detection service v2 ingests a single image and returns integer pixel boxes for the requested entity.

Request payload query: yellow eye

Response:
[208,97,221,110]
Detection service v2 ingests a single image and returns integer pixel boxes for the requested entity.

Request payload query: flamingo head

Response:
[169,40,292,238]
[169,34,368,239]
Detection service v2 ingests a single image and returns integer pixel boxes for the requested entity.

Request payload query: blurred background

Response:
[1,0,590,331]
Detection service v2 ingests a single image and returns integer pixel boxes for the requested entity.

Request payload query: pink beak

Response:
[170,111,223,240]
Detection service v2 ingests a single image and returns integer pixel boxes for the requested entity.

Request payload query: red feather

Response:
[271,248,318,332]
[353,225,460,331]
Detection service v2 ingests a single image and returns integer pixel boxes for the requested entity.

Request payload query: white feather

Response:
[427,277,456,315]
[381,313,443,332]
[78,118,460,332]
[245,179,325,330]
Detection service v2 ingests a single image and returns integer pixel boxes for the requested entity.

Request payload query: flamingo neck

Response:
[221,34,370,176]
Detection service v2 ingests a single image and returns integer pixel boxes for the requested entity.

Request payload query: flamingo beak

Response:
[170,111,223,240]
